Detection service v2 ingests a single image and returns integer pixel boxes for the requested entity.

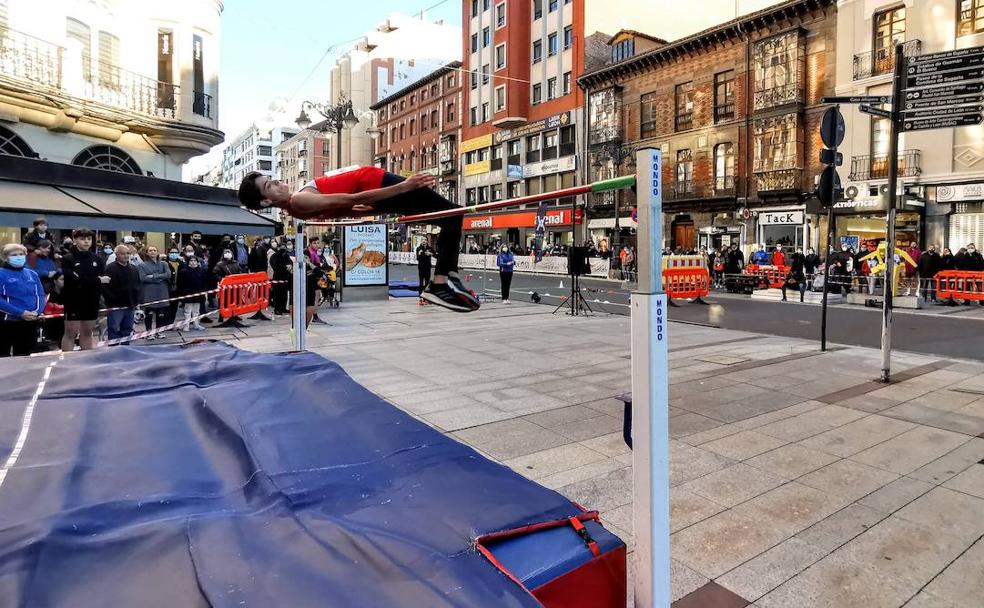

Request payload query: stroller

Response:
[320,266,340,308]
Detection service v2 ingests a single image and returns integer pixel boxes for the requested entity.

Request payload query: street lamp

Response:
[295,94,362,170]
[593,142,635,247]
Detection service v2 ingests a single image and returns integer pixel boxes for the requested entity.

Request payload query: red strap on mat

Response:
[568,517,601,558]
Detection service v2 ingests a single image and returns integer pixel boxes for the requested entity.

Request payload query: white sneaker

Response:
[503,299,511,304]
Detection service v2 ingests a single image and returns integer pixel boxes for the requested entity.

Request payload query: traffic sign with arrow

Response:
[821,95,891,105]
[860,104,893,119]
[902,113,984,132]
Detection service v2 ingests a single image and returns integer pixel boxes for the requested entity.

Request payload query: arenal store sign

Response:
[464,208,583,230]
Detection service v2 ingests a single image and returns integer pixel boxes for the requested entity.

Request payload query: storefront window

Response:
[835,212,921,250]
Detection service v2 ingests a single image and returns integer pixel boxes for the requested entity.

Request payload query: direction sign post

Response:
[860,104,893,119]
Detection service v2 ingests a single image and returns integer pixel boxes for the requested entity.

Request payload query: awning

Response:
[0,181,276,235]
[587,217,635,229]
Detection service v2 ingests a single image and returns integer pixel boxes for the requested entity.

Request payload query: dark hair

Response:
[33,217,48,227]
[238,172,264,210]
[36,239,53,250]
[72,228,95,239]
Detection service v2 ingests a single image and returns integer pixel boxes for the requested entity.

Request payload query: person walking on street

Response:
[0,243,45,356]
[137,246,172,340]
[416,242,434,301]
[103,244,140,344]
[496,245,515,304]
[781,250,807,302]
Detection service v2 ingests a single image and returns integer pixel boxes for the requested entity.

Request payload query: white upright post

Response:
[631,148,670,607]
[293,219,307,351]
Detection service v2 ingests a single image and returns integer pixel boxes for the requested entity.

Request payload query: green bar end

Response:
[591,175,636,193]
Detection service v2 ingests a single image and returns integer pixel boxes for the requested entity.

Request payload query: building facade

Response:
[371,61,463,205]
[0,0,222,180]
[220,124,299,222]
[326,14,461,171]
[836,0,984,252]
[579,0,837,255]
[274,131,332,194]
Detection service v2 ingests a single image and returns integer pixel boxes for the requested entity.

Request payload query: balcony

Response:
[589,125,623,145]
[667,180,695,200]
[853,39,921,80]
[0,27,63,89]
[82,57,178,119]
[849,149,922,181]
[193,91,213,118]
[714,175,738,195]
[753,83,804,111]
[755,169,802,192]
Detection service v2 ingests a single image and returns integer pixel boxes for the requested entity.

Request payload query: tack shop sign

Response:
[463,208,583,230]
[758,211,804,225]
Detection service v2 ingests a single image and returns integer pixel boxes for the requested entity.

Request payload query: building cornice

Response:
[370,61,463,111]
[577,0,835,90]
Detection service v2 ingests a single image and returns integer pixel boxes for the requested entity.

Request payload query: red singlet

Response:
[285,167,386,219]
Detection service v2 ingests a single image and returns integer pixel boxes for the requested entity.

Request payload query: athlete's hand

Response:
[402,174,437,191]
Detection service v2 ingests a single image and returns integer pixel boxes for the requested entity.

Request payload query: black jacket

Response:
[788,253,806,282]
[103,261,140,308]
[269,249,292,280]
[917,251,940,277]
[62,248,105,300]
[804,253,820,274]
[213,259,244,282]
[965,251,984,271]
[940,253,955,271]
[416,246,433,272]
[724,248,744,273]
[248,244,270,273]
[176,265,208,302]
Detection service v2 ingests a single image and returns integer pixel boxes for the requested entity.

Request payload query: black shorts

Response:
[306,286,317,307]
[63,297,100,321]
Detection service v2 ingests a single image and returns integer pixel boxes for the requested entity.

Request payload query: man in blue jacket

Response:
[0,243,46,356]
[496,245,515,304]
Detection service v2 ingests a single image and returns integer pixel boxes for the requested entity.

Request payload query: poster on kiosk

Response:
[343,223,389,286]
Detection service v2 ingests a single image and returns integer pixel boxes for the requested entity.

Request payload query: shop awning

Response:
[0,181,276,235]
[587,217,635,229]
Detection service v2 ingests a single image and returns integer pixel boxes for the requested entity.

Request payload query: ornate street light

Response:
[295,94,361,170]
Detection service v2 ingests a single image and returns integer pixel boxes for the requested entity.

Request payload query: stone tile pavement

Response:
[221,299,984,608]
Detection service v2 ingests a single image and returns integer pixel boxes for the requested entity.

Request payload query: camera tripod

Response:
[553,272,594,316]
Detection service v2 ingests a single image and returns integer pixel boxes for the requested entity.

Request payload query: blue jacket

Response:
[0,265,46,321]
[496,251,515,272]
[751,250,771,265]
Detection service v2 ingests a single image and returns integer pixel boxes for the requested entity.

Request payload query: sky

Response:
[185,0,785,179]
[184,0,461,178]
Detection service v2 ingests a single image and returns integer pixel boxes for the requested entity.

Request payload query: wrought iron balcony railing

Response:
[714,175,737,195]
[82,57,178,119]
[849,149,922,181]
[667,179,695,200]
[755,168,801,192]
[589,124,623,145]
[853,39,921,80]
[714,103,736,123]
[0,27,63,89]
[753,83,804,111]
[193,91,212,118]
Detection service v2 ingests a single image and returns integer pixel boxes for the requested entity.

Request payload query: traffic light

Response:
[817,106,844,207]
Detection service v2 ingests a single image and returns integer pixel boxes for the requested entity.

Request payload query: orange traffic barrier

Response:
[936,270,984,302]
[662,267,710,303]
[218,272,271,320]
[742,264,790,289]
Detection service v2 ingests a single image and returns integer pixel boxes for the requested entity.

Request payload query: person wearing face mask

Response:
[188,231,206,257]
[496,245,515,304]
[102,244,140,344]
[959,243,984,306]
[0,243,46,356]
[213,246,245,282]
[416,242,435,301]
[99,242,115,263]
[917,244,940,302]
[234,235,249,267]
[268,240,292,315]
[176,254,208,331]
[137,246,173,340]
[163,247,182,326]
[27,239,60,295]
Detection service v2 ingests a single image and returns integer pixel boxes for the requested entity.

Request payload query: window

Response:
[431,83,439,97]
[546,77,557,100]
[753,113,800,173]
[714,70,736,123]
[549,0,558,11]
[470,70,478,89]
[508,181,522,198]
[548,33,558,56]
[322,141,330,156]
[66,18,92,81]
[958,0,984,35]
[482,63,490,84]
[543,129,558,160]
[533,0,542,19]
[409,118,415,135]
[470,107,478,126]
[466,188,477,204]
[640,91,658,139]
[391,103,397,115]
[714,143,735,191]
[526,134,541,163]
[563,72,571,95]
[0,125,35,157]
[422,113,428,131]
[410,94,416,106]
[611,38,635,63]
[258,159,272,171]
[98,31,120,88]
[72,145,142,174]
[495,3,506,28]
[873,6,905,74]
[495,43,506,70]
[481,102,490,122]
[492,184,503,201]
[447,102,455,122]
[421,89,428,101]
[495,85,506,112]
[400,124,405,139]
[471,33,479,53]
[675,81,694,131]
[532,40,543,63]
[400,99,405,110]
[257,145,272,156]
[478,147,490,161]
[564,26,573,50]
[431,110,438,128]
[483,0,491,10]
[447,74,455,87]
[526,177,542,195]
[471,0,478,17]
[483,26,491,47]
[560,125,575,156]
[507,139,521,162]
[676,149,693,195]
[465,151,477,165]
[532,83,542,104]
[871,116,891,157]
[752,31,804,110]
[391,127,397,142]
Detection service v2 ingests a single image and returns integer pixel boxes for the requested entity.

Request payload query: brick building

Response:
[371,61,463,209]
[579,0,837,255]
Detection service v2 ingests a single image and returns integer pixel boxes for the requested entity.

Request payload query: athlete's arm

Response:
[288,174,437,218]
